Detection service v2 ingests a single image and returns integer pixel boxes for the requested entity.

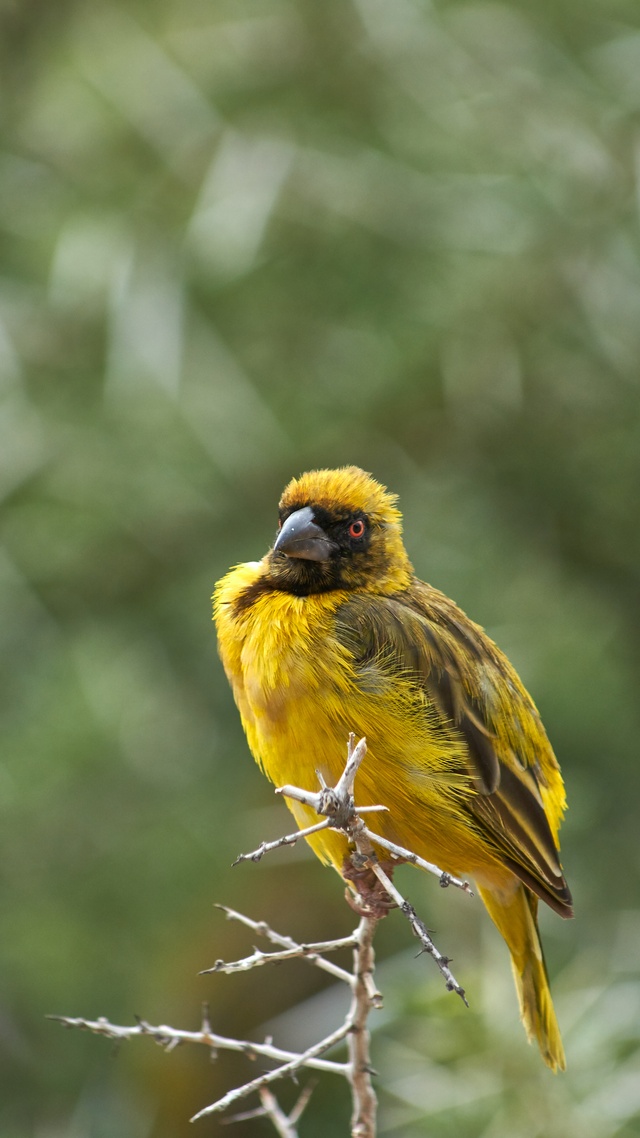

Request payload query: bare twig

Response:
[52,733,473,1137]
[202,906,356,985]
[190,1009,354,1121]
[288,1081,318,1125]
[275,735,470,1002]
[348,914,379,1138]
[190,904,382,1125]
[364,857,468,1004]
[47,1009,347,1076]
[363,829,474,895]
[224,1085,316,1138]
[277,736,472,895]
[232,818,332,865]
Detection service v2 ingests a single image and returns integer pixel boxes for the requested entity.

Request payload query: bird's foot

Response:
[343,854,399,920]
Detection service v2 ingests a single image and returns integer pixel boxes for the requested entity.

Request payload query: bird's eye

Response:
[349,519,365,539]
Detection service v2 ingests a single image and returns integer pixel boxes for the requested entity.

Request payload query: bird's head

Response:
[265,466,413,595]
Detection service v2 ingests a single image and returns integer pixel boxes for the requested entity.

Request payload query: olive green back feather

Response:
[335,580,573,918]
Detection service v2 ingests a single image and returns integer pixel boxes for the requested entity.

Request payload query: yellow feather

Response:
[213,468,572,1071]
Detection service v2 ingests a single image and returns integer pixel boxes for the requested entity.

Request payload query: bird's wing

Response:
[334,585,573,917]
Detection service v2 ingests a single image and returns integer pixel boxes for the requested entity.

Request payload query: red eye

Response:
[349,519,365,539]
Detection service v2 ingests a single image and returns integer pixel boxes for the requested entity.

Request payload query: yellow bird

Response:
[213,466,572,1070]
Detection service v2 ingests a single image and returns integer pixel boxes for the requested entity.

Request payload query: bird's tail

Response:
[477,881,566,1072]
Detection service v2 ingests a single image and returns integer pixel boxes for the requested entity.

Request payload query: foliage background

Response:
[1,0,640,1134]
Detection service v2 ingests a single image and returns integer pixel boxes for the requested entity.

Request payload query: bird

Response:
[213,466,572,1071]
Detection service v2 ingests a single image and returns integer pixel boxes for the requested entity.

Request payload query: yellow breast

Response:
[214,562,354,785]
[213,561,476,874]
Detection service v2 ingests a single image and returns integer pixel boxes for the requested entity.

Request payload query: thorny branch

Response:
[252,735,471,1002]
[48,1002,348,1076]
[51,734,473,1137]
[201,905,357,985]
[223,1085,318,1138]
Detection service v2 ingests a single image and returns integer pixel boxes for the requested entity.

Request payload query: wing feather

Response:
[335,583,573,917]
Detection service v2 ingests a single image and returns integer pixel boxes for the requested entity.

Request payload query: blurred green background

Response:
[1,0,640,1134]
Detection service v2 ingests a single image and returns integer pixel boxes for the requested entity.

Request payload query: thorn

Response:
[201,1003,212,1034]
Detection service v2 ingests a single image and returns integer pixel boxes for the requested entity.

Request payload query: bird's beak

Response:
[273,506,337,562]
